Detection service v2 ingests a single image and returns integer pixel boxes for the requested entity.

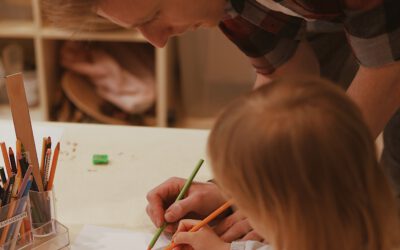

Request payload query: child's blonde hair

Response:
[208,77,399,250]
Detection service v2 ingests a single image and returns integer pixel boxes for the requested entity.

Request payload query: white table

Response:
[40,122,212,241]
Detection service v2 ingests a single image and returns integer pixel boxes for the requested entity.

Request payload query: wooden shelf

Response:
[0,0,174,127]
[40,27,146,42]
[0,20,36,38]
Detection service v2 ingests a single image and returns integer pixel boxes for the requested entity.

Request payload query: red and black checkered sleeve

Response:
[219,2,305,75]
[344,0,400,67]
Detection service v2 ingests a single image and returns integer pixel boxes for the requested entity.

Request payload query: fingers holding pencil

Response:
[173,221,216,250]
[164,200,233,250]
[147,159,204,250]
[172,219,231,250]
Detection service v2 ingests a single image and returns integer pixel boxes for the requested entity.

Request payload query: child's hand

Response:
[173,219,230,250]
[214,210,264,242]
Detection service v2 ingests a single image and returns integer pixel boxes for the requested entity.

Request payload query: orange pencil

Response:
[0,143,12,179]
[16,140,21,155]
[164,200,233,250]
[46,143,60,191]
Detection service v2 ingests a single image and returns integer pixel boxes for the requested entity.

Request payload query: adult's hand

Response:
[146,177,226,233]
[214,210,264,242]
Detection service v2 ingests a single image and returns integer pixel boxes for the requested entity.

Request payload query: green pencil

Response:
[147,159,204,250]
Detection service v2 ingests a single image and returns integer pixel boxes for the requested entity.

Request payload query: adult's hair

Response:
[41,0,118,31]
[208,76,400,250]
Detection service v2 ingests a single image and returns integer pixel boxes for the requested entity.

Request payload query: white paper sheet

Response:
[72,225,171,250]
[0,121,64,165]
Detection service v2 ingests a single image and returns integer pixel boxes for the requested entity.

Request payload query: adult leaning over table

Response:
[42,0,400,243]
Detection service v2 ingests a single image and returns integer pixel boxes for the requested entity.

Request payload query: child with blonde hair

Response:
[173,77,400,250]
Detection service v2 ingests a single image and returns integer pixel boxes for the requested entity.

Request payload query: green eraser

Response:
[92,154,109,165]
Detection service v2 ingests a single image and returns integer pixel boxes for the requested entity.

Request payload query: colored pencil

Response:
[43,149,52,188]
[1,181,9,201]
[0,142,11,178]
[18,157,25,178]
[0,162,31,245]
[0,186,4,202]
[7,178,32,249]
[46,143,60,191]
[0,136,61,246]
[17,155,23,179]
[147,159,204,250]
[0,198,16,244]
[47,137,52,149]
[20,144,30,177]
[16,140,21,178]
[9,148,17,175]
[2,176,14,206]
[0,167,7,185]
[18,166,32,196]
[3,168,32,240]
[10,177,20,199]
[39,137,47,181]
[164,200,233,250]
[0,143,12,179]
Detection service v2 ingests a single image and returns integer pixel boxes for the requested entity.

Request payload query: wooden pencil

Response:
[41,137,52,184]
[0,176,18,244]
[47,137,52,149]
[164,200,233,250]
[39,137,47,181]
[0,167,7,186]
[0,143,12,179]
[2,176,14,206]
[1,181,9,203]
[8,148,17,175]
[16,140,21,178]
[8,178,32,249]
[18,166,32,195]
[20,144,29,177]
[46,143,60,191]
[11,177,20,199]
[16,155,23,180]
[43,149,52,188]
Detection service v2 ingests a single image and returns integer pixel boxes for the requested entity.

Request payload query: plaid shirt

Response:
[219,0,400,75]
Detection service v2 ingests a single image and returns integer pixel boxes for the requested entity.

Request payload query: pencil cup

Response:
[28,190,56,237]
[0,195,33,250]
[30,220,70,250]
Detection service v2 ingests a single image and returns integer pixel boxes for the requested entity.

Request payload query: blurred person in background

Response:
[42,0,400,243]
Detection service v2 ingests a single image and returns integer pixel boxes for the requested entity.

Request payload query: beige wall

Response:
[178,28,255,117]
